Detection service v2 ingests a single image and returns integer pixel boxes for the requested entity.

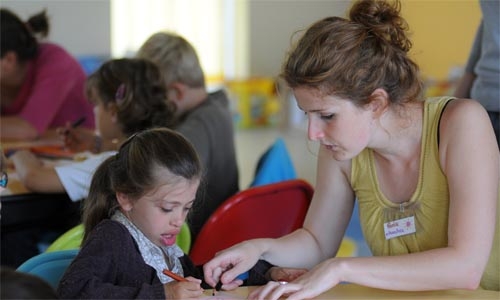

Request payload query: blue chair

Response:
[250,137,297,187]
[16,249,79,289]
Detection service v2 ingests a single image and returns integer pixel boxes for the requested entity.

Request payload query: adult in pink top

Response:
[0,9,94,141]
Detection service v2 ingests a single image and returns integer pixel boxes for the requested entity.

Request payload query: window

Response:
[110,0,248,85]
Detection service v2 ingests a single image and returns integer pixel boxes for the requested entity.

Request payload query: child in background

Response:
[137,32,240,243]
[0,8,94,141]
[4,58,177,268]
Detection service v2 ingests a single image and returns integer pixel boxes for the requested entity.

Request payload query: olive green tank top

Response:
[351,97,499,290]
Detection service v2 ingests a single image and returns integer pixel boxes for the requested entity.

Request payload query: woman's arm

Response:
[0,116,39,141]
[262,146,355,268]
[204,145,356,286]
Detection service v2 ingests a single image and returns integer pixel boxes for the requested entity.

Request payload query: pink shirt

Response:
[2,43,95,134]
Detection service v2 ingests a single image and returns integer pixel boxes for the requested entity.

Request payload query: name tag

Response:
[383,216,416,240]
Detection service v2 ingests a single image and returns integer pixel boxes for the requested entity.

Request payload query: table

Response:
[204,284,500,299]
[1,159,81,232]
[1,140,82,267]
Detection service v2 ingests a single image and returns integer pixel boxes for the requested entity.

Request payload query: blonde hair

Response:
[137,32,205,88]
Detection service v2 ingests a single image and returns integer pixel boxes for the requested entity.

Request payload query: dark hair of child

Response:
[82,127,202,243]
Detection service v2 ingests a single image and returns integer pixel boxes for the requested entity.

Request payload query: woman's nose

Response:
[307,118,323,141]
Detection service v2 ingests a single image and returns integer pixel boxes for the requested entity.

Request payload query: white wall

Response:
[2,0,349,77]
[249,0,350,77]
[2,0,111,57]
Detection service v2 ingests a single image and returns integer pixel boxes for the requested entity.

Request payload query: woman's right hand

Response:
[203,241,262,289]
[56,124,96,153]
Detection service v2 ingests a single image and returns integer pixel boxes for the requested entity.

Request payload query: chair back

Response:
[189,179,313,265]
[46,224,84,252]
[250,137,296,187]
[16,249,79,289]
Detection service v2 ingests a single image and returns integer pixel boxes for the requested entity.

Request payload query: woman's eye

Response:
[184,206,192,212]
[321,114,334,120]
[160,207,173,213]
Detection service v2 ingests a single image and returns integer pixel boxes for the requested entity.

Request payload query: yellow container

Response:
[226,78,281,128]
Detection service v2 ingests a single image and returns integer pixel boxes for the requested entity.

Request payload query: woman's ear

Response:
[369,88,390,117]
[116,192,133,212]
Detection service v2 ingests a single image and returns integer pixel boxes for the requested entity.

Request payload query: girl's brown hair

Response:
[82,128,202,243]
[85,58,178,137]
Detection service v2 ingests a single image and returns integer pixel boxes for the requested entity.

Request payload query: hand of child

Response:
[9,150,43,179]
[267,266,308,282]
[56,124,96,153]
[163,277,204,299]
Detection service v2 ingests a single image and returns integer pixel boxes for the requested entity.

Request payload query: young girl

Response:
[204,0,499,298]
[6,58,177,267]
[57,128,205,299]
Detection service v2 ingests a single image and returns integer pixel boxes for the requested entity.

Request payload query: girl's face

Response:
[294,87,373,161]
[90,90,121,140]
[117,175,199,248]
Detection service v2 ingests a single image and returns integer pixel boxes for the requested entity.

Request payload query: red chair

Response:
[189,179,314,266]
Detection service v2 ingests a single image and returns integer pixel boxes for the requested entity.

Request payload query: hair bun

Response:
[349,0,412,53]
[26,9,49,38]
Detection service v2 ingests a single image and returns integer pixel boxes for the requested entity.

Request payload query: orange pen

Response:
[162,269,188,282]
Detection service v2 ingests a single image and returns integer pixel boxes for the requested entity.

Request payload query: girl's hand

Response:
[9,150,43,182]
[56,124,96,153]
[203,241,261,288]
[163,277,203,299]
[249,258,341,300]
[10,150,42,169]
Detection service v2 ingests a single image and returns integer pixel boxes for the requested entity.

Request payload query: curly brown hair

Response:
[281,0,423,108]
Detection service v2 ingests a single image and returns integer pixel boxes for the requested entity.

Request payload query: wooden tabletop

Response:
[203,284,499,299]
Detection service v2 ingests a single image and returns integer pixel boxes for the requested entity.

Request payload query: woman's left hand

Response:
[248,258,341,300]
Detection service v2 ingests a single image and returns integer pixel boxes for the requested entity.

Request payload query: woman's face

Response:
[117,174,199,248]
[0,51,19,87]
[294,87,373,161]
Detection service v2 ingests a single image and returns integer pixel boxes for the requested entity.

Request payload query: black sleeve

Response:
[180,256,275,288]
[245,260,274,286]
[179,255,212,289]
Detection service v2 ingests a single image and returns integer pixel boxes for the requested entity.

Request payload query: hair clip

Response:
[0,171,8,188]
[115,83,126,105]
